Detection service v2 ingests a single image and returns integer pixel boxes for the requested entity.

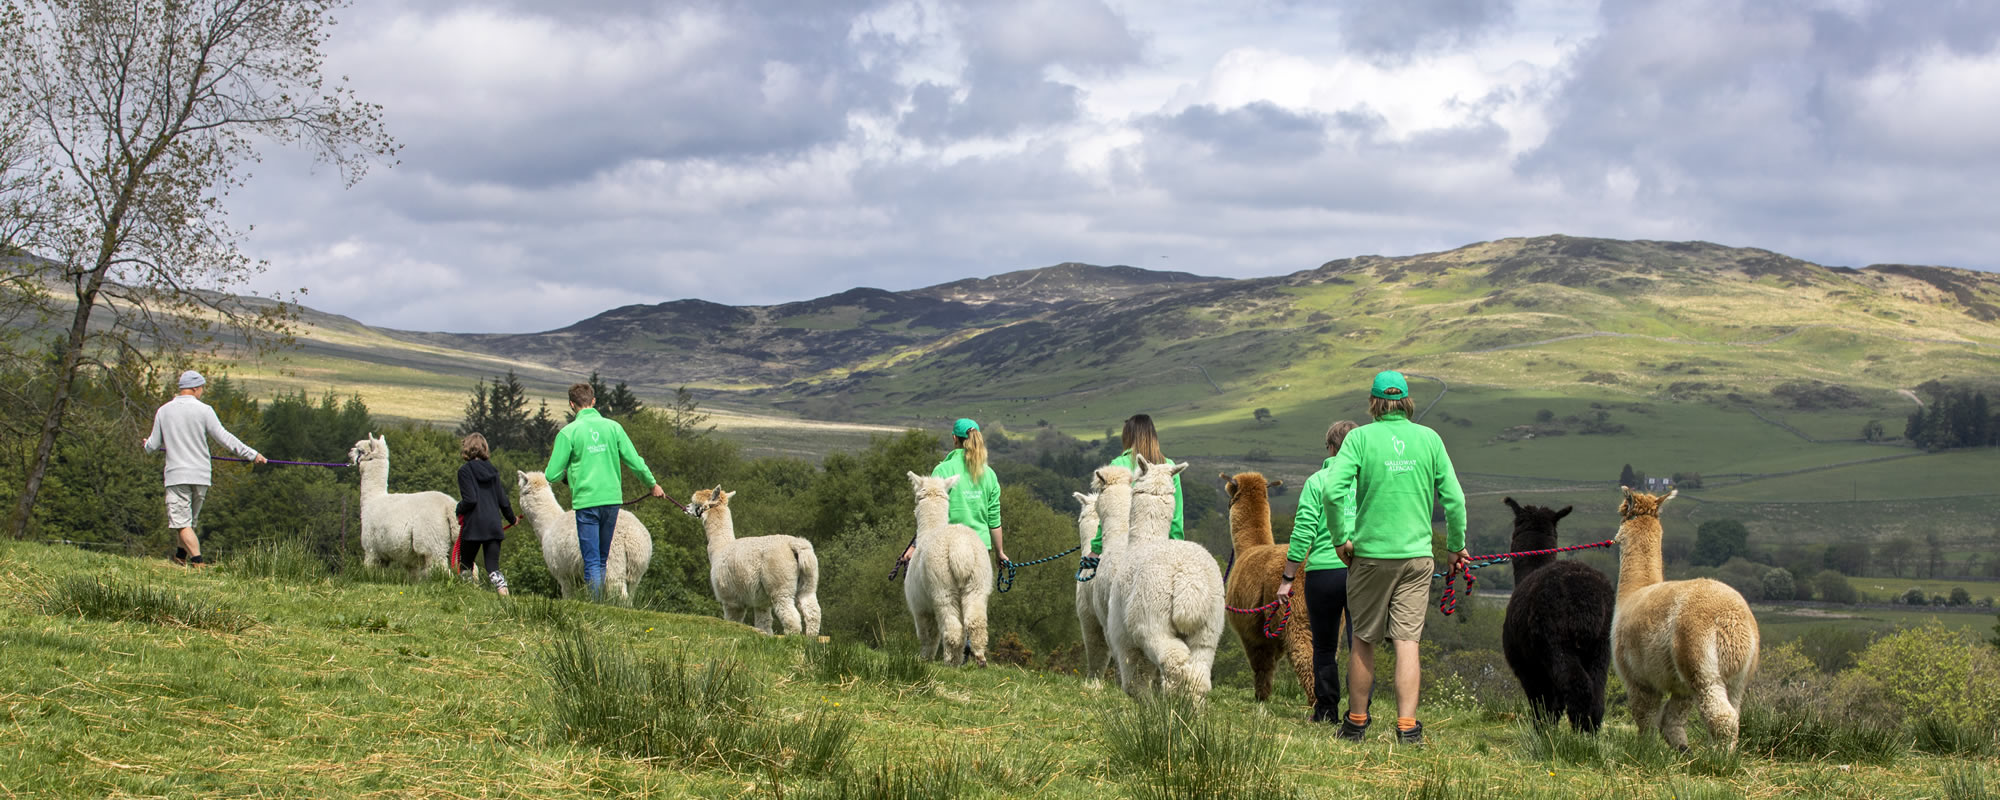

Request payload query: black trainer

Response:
[1395,720,1426,746]
[1337,715,1370,742]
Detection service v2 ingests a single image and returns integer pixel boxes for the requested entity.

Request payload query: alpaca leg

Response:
[1661,693,1694,751]
[1627,686,1664,743]
[1247,643,1279,703]
[1284,627,1318,709]
[963,597,989,668]
[913,611,940,661]
[722,604,746,625]
[1117,645,1157,698]
[1187,639,1218,701]
[753,608,775,634]
[1148,638,1195,698]
[797,593,822,638]
[937,608,966,667]
[1581,668,1609,734]
[1697,682,1741,751]
[772,595,804,636]
[1078,614,1108,688]
[1566,663,1607,734]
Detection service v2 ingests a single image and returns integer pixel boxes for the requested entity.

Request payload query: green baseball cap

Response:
[1370,370,1410,400]
[952,418,979,438]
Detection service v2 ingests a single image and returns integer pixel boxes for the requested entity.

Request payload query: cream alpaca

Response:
[1611,488,1760,750]
[1219,472,1316,705]
[1107,456,1225,701]
[348,435,456,579]
[515,471,654,606]
[691,486,821,636]
[905,472,994,666]
[1074,467,1130,687]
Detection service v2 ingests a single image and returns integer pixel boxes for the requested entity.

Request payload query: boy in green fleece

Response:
[545,382,664,599]
[1322,371,1468,745]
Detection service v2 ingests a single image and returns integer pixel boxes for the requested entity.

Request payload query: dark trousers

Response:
[1302,567,1351,720]
[459,540,501,574]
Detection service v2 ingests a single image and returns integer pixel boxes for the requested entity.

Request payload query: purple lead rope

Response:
[212,455,352,467]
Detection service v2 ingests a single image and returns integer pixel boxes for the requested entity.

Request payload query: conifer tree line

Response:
[1904,381,2000,451]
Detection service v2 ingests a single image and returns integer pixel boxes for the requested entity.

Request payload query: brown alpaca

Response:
[1611,488,1760,751]
[1219,472,1316,705]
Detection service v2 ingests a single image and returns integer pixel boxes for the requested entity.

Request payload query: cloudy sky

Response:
[231,0,2000,333]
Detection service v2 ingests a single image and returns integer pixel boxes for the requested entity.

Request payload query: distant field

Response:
[1755,604,1997,644]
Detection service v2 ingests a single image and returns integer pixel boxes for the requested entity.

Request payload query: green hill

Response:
[7,541,1996,799]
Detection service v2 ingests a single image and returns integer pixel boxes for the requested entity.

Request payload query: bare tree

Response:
[2,0,396,538]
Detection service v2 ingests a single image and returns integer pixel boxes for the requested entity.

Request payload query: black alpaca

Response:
[1500,497,1614,732]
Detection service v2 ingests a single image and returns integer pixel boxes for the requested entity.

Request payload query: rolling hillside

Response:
[204,235,2000,545]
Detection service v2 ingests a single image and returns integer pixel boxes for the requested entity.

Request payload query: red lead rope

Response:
[1437,539,1616,616]
[452,515,519,569]
[1223,595,1294,639]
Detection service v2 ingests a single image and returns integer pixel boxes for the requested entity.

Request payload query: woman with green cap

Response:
[901,418,1008,570]
[1086,413,1182,556]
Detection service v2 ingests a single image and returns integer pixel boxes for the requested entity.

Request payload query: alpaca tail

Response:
[1169,563,1225,640]
[792,539,822,637]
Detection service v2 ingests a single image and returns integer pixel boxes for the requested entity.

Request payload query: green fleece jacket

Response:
[1090,450,1182,553]
[1322,412,1466,559]
[1284,457,1349,572]
[544,408,656,509]
[931,449,1002,548]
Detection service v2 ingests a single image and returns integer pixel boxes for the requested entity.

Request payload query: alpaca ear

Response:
[1132,453,1153,475]
[1619,485,1632,496]
[1504,497,1522,513]
[1269,479,1283,491]
[722,490,735,501]
[1221,475,1237,496]
[1167,461,1189,477]
[941,475,960,491]
[1554,505,1573,520]
[1661,489,1677,505]
[908,471,924,491]
[1073,491,1089,504]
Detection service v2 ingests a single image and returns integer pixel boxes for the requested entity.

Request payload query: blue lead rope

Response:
[1074,555,1101,583]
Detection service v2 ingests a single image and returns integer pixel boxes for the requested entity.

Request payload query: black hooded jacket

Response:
[456,459,516,542]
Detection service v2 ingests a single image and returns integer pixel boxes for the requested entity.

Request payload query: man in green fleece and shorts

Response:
[1322,371,1468,745]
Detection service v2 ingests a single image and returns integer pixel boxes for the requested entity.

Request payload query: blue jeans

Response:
[575,505,619,598]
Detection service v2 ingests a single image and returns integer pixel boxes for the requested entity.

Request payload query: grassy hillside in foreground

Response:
[5,542,1998,799]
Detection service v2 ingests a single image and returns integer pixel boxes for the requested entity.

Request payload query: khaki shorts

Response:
[1346,556,1434,644]
[165,484,207,530]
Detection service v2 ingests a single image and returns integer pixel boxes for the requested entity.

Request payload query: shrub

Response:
[1898,587,1926,605]
[35,577,252,633]
[1813,571,1858,604]
[1760,568,1795,603]
[1950,587,1972,606]
[1792,625,1875,673]
[1854,622,2000,730]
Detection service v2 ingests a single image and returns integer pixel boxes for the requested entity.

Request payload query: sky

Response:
[228,0,2000,333]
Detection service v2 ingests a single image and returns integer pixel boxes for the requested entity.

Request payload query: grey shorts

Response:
[165,484,207,529]
[1347,556,1435,644]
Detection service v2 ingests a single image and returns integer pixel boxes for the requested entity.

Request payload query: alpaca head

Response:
[1221,472,1280,506]
[347,434,387,466]
[516,470,551,497]
[1504,496,1572,552]
[690,485,734,515]
[1090,465,1132,491]
[1073,491,1097,512]
[907,471,960,502]
[1131,454,1188,496]
[1617,486,1676,520]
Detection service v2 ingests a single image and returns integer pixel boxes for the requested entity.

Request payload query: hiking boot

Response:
[1395,721,1426,747]
[172,547,188,566]
[1337,715,1370,742]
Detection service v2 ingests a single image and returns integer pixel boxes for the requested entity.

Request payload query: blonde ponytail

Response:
[963,428,987,481]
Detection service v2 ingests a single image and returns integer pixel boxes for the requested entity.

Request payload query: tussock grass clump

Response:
[783,757,970,800]
[1912,715,1997,758]
[228,540,328,582]
[802,639,931,685]
[1101,696,1299,800]
[35,576,251,632]
[1737,705,1906,765]
[1941,764,1993,800]
[1519,721,1606,768]
[542,627,851,775]
[495,594,577,629]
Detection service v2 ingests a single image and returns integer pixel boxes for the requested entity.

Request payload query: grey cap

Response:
[178,370,206,389]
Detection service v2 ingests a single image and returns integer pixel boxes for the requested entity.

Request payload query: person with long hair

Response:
[1277,419,1360,723]
[902,418,1008,568]
[1320,371,1468,746]
[1087,413,1183,555]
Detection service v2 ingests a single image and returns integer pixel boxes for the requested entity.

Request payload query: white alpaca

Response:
[348,435,456,579]
[515,471,654,606]
[905,472,994,667]
[690,486,821,636]
[1107,456,1225,701]
[1073,490,1113,686]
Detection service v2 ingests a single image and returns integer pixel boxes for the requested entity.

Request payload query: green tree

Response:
[1619,463,1637,487]
[458,371,533,452]
[1812,570,1857,604]
[1252,407,1272,425]
[1900,587,1927,605]
[1879,536,1915,578]
[663,386,713,440]
[260,391,371,463]
[1760,568,1796,604]
[1692,519,1750,567]
[1822,540,1870,576]
[1861,419,1885,442]
[1950,587,1972,607]
[3,0,395,538]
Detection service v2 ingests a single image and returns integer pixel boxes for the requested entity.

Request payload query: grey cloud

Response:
[1329,0,1516,59]
[898,0,1143,141]
[1146,102,1331,163]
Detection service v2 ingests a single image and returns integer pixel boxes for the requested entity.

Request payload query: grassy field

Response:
[5,541,1998,799]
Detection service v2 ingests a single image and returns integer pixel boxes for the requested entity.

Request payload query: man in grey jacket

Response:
[143,370,264,565]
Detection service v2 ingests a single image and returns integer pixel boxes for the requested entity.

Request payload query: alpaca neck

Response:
[358,459,388,501]
[1097,486,1133,558]
[702,507,736,563]
[1077,503,1098,550]
[1511,529,1558,582]
[1228,495,1274,554]
[1615,520,1665,600]
[1512,551,1556,583]
[1129,490,1174,543]
[915,496,952,540]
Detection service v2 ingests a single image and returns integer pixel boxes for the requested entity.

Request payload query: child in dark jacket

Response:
[455,433,517,595]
